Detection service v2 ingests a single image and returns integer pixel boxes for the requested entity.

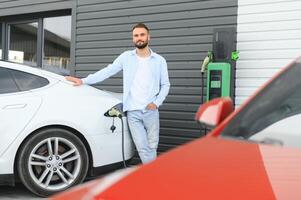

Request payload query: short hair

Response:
[132,23,149,33]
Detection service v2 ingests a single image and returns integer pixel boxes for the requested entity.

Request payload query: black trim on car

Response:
[88,159,133,178]
[0,174,15,186]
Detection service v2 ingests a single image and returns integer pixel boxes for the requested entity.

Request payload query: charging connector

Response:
[107,108,123,118]
[104,103,127,168]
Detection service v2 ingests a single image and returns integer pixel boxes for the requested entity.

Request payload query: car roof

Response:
[0,60,68,82]
[0,60,44,75]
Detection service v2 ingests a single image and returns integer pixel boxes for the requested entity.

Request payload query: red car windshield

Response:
[221,57,301,146]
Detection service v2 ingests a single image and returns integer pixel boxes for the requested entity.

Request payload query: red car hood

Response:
[52,137,301,200]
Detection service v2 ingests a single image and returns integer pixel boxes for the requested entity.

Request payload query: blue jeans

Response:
[127,109,160,164]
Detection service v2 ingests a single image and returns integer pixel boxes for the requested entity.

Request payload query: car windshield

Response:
[221,57,301,148]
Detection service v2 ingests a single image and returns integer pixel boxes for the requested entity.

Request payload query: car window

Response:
[221,58,301,147]
[249,114,301,148]
[0,67,20,94]
[11,69,49,91]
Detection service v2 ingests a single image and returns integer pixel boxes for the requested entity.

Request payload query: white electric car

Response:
[0,61,134,196]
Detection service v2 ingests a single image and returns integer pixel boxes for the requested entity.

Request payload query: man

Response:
[66,23,170,164]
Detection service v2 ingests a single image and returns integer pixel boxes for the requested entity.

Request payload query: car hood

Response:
[39,68,122,100]
[52,137,301,200]
[103,90,123,101]
[40,67,67,81]
[41,71,123,101]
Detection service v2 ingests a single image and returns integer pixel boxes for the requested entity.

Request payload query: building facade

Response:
[1,0,299,158]
[236,0,301,106]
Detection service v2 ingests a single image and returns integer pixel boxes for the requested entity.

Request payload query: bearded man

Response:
[66,23,170,164]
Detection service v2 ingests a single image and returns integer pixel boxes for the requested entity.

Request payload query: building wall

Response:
[236,0,301,106]
[75,0,238,153]
[0,0,73,16]
[1,0,301,158]
[0,0,238,156]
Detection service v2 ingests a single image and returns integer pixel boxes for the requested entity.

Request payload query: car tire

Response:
[17,128,89,197]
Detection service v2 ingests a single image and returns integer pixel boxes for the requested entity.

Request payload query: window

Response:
[8,22,38,66]
[0,67,49,94]
[0,67,19,94]
[221,60,301,148]
[2,11,71,69]
[11,69,49,91]
[43,16,71,70]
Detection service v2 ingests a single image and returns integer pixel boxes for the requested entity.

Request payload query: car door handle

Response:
[2,104,27,110]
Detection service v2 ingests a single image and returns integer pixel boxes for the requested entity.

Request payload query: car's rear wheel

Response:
[17,128,89,197]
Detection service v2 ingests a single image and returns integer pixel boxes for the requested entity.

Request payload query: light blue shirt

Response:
[82,49,170,112]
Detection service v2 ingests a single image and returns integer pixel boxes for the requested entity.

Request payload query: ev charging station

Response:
[204,28,238,101]
[199,28,237,135]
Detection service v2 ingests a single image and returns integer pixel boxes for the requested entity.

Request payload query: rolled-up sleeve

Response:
[82,53,124,85]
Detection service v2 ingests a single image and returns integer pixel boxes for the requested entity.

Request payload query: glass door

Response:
[8,21,38,66]
[43,16,71,70]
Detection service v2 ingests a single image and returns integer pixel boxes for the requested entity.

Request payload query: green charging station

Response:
[204,27,238,101]
[206,62,231,101]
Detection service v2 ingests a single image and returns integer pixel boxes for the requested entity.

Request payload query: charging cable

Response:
[120,116,126,168]
[104,105,127,168]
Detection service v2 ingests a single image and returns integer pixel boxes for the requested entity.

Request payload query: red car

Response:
[51,57,301,200]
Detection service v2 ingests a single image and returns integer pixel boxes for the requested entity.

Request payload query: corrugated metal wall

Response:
[75,0,238,155]
[0,0,238,160]
[0,0,72,16]
[236,0,301,106]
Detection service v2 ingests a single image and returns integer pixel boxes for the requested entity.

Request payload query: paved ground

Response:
[0,169,121,199]
[0,184,46,200]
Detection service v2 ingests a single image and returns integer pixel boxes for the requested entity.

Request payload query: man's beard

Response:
[135,40,148,49]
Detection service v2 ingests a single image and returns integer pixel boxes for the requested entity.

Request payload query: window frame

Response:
[0,9,72,71]
[6,19,40,67]
[1,23,4,60]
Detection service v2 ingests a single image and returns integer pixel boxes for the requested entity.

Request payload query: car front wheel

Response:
[17,128,89,197]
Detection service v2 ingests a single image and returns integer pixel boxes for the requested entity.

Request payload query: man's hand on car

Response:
[65,76,83,86]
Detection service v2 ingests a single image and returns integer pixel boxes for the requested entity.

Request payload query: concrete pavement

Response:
[0,184,46,200]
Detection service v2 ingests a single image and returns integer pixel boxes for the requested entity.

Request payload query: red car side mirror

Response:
[195,97,234,126]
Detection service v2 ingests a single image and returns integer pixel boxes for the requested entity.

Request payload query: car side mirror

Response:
[195,97,234,127]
